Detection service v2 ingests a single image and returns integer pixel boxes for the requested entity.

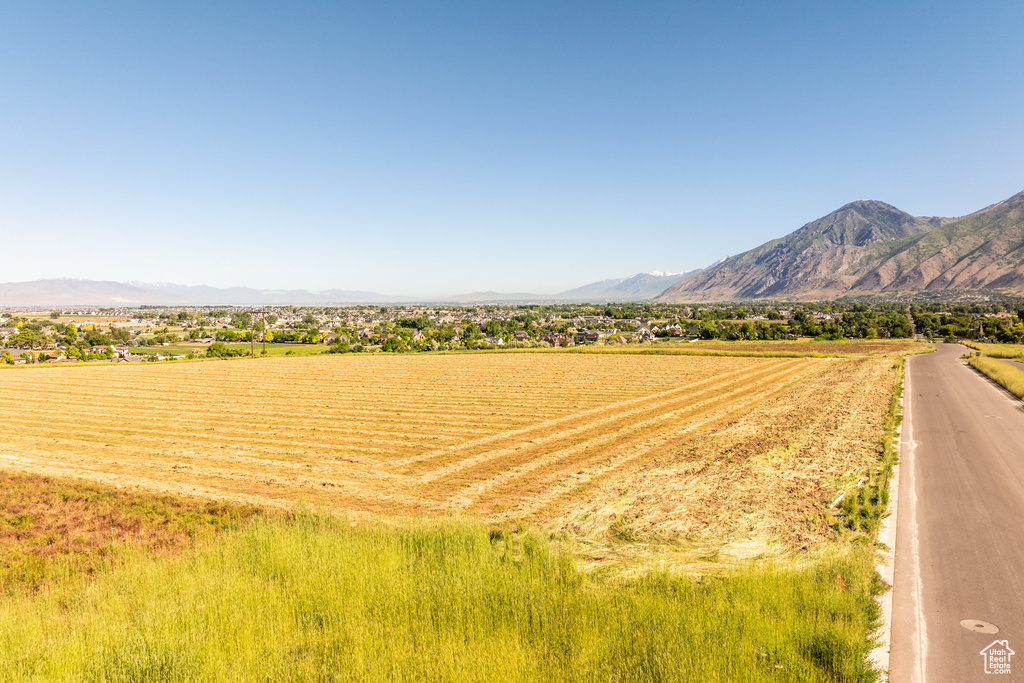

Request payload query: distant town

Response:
[1,301,1022,365]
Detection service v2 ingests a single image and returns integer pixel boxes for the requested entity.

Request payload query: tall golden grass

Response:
[968,355,1024,399]
[967,342,1024,361]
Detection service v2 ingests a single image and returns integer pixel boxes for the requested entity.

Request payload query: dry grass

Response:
[0,352,898,569]
[0,470,260,591]
[968,355,1024,399]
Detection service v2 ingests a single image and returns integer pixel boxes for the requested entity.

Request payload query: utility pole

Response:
[262,307,267,356]
[249,307,255,357]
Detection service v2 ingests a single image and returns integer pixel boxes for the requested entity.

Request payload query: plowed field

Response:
[0,352,897,564]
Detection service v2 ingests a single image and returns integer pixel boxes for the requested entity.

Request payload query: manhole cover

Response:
[960,619,999,634]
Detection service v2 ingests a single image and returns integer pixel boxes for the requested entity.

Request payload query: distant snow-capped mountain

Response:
[554,270,701,302]
[0,269,704,307]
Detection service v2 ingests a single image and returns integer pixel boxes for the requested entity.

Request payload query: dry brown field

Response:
[0,351,899,567]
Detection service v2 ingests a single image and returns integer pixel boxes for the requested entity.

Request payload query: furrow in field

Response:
[480,363,830,521]
[0,388,573,425]
[0,424,478,463]
[0,451,298,510]
[1,355,745,397]
[0,436,405,485]
[406,359,807,486]
[0,364,709,398]
[434,360,822,510]
[385,361,771,471]
[0,444,425,512]
[0,353,824,523]
[0,409,502,449]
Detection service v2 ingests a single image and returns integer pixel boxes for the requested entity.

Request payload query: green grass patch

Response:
[128,345,198,356]
[235,342,330,357]
[0,514,881,682]
[833,360,903,538]
[966,342,1024,361]
[968,355,1024,399]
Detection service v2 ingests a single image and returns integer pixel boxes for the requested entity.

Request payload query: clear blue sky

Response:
[2,1,1022,296]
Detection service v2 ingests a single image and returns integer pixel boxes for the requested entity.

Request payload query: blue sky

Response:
[1,1,1022,296]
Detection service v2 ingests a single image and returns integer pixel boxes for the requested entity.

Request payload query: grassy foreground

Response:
[0,514,880,683]
[968,354,1024,399]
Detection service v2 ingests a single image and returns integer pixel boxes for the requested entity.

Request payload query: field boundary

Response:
[966,354,1024,401]
[870,358,907,679]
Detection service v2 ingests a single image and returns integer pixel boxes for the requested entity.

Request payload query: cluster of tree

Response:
[205,342,250,358]
[644,306,912,341]
[326,338,364,354]
[792,306,912,339]
[62,347,116,361]
[659,320,796,341]
[6,328,48,349]
[911,305,1024,342]
[215,329,251,342]
[3,321,136,354]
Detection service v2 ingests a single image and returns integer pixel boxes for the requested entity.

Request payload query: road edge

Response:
[869,358,907,680]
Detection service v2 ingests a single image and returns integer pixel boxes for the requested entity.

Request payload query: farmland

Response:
[0,349,902,567]
[0,346,914,681]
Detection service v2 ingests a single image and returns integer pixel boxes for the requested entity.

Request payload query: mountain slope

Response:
[657,190,1024,302]
[851,190,1024,296]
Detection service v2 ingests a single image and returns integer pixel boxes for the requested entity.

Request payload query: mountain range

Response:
[6,188,1022,306]
[0,271,699,307]
[658,188,1024,302]
[556,271,698,302]
[0,279,413,307]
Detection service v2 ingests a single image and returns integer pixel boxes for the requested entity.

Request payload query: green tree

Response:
[381,337,408,353]
[11,329,46,349]
[206,342,231,358]
[86,332,113,347]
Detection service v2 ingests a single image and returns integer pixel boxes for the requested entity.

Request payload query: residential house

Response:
[540,333,572,347]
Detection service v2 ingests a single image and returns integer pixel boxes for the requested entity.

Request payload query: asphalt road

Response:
[890,343,1024,681]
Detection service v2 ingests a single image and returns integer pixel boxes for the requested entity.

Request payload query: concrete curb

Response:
[869,363,907,680]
